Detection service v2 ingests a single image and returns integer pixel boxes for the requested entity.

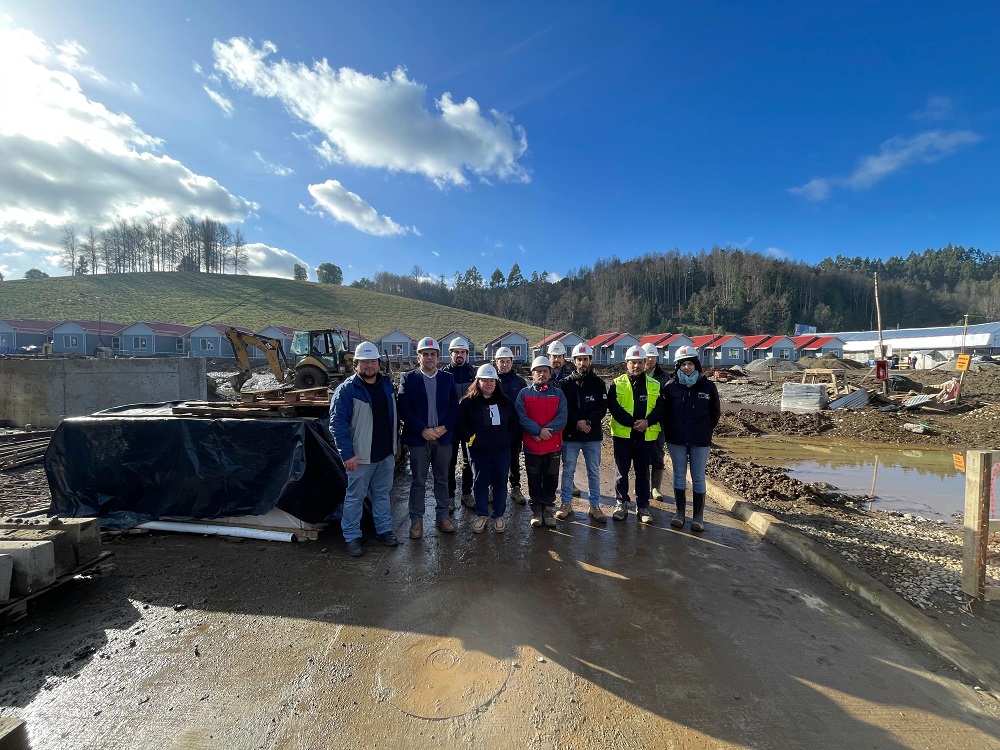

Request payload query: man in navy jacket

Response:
[397,336,459,539]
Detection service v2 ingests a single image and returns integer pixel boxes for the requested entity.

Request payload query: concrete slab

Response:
[0,540,55,596]
[0,717,29,750]
[1,517,102,563]
[0,554,11,603]
[0,529,75,577]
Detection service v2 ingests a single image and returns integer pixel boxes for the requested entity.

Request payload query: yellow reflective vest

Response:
[610,374,661,440]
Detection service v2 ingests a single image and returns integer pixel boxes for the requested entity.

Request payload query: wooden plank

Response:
[962,451,994,599]
[186,519,320,540]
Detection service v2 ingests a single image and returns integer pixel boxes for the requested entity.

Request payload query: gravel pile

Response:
[715,381,783,406]
[744,357,802,373]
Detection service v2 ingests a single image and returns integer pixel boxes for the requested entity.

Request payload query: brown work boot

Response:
[510,485,527,505]
[436,517,455,533]
[588,506,607,523]
[554,504,574,521]
[409,521,423,539]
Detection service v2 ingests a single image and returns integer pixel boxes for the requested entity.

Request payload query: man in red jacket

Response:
[515,356,568,528]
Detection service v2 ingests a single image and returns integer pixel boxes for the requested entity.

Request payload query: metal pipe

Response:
[137,521,294,542]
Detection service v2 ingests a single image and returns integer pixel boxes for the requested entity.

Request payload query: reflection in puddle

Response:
[715,437,964,519]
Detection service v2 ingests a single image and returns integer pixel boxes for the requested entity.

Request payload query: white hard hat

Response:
[625,345,645,361]
[531,356,552,371]
[572,343,593,358]
[494,346,514,359]
[641,343,659,358]
[449,336,469,351]
[416,336,439,353]
[547,340,567,356]
[674,345,699,363]
[476,364,498,379]
[354,341,380,361]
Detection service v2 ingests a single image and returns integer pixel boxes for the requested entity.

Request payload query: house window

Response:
[390,343,403,355]
[111,337,121,350]
[133,336,148,350]
[779,349,789,360]
[175,338,185,352]
[727,348,739,360]
[200,339,214,351]
[63,335,79,348]
[510,345,522,357]
[0,334,8,347]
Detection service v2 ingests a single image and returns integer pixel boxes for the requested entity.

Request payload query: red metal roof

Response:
[0,318,60,333]
[660,333,691,345]
[602,332,634,347]
[586,332,618,348]
[710,334,743,348]
[740,335,770,349]
[803,336,836,350]
[638,333,673,347]
[690,334,722,347]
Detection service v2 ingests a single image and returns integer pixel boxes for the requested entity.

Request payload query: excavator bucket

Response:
[230,371,251,392]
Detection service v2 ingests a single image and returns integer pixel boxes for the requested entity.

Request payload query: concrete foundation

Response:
[0,554,11,603]
[0,540,56,596]
[0,530,75,577]
[0,357,206,428]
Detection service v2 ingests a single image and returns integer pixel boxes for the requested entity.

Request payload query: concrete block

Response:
[0,717,29,750]
[0,554,11,603]
[0,530,75,577]
[1,517,102,563]
[0,540,56,596]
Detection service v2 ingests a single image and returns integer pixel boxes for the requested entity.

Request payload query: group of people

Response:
[328,336,721,557]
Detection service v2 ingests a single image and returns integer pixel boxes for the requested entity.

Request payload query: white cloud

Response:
[203,85,234,116]
[763,247,790,260]
[913,96,954,121]
[307,179,414,236]
[790,130,981,201]
[212,37,530,187]
[242,242,310,278]
[546,272,562,283]
[431,251,439,257]
[253,150,293,176]
[0,22,255,270]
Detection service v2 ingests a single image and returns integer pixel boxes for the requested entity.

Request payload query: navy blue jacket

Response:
[397,368,459,447]
[457,392,519,454]
[441,361,476,402]
[662,374,721,447]
[498,369,528,403]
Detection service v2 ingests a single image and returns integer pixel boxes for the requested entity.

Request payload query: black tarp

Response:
[45,406,347,530]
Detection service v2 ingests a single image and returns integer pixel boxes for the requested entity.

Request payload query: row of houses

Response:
[532,331,845,365]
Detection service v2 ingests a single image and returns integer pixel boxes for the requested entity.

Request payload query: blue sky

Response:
[1,1,997,283]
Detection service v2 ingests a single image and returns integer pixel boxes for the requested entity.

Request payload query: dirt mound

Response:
[802,356,867,370]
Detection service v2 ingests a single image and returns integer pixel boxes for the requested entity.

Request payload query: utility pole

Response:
[709,305,717,371]
[874,273,887,395]
[961,313,969,354]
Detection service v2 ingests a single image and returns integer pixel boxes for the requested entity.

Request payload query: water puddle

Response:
[716,437,965,519]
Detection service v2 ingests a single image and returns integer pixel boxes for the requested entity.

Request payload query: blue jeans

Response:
[408,441,454,522]
[561,441,601,506]
[470,448,510,518]
[342,455,395,542]
[666,443,711,494]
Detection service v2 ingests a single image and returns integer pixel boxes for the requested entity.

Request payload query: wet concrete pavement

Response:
[3,464,1000,749]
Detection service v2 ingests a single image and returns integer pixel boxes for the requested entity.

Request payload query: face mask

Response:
[678,369,699,386]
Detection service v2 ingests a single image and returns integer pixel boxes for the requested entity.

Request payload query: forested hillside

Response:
[350,245,1000,336]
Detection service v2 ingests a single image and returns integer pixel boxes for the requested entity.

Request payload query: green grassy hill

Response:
[0,273,548,347]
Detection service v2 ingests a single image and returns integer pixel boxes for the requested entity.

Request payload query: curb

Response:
[703,477,1000,695]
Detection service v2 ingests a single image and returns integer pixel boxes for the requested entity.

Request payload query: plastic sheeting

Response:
[44,406,347,530]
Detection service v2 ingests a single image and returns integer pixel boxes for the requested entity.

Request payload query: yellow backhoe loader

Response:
[224,327,355,392]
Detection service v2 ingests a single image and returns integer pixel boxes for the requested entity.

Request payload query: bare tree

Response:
[59,225,77,275]
[232,227,248,274]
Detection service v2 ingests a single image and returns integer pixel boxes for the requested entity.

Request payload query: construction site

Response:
[1,348,999,749]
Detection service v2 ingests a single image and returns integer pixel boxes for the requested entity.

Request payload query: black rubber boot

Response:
[691,492,706,532]
[671,488,686,529]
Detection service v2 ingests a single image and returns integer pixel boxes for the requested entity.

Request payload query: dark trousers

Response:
[448,438,474,498]
[613,438,653,508]
[470,448,510,519]
[508,437,524,488]
[650,431,665,470]
[524,451,560,512]
[407,441,454,522]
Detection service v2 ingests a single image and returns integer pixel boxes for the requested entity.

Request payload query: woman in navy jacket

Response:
[662,346,721,532]
[457,364,520,534]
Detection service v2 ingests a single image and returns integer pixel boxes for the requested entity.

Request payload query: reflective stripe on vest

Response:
[610,374,661,440]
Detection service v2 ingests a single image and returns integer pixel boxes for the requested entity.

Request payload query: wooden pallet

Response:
[0,551,114,624]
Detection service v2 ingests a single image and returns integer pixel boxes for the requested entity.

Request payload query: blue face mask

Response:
[678,368,700,386]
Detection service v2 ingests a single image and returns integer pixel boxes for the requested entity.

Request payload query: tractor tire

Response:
[294,365,328,389]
